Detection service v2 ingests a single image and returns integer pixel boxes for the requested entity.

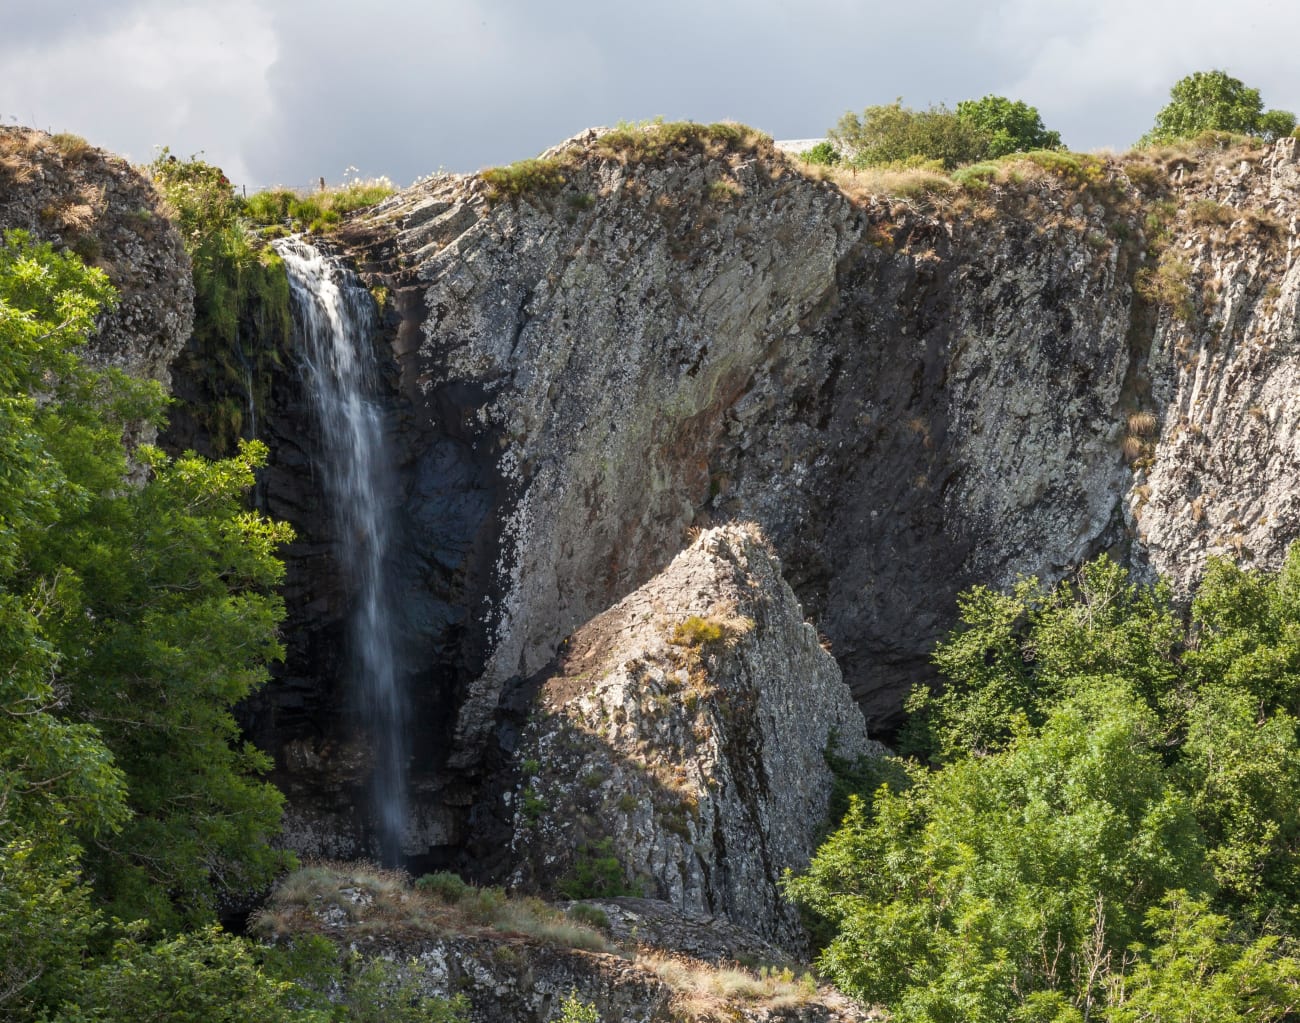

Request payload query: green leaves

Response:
[1,219,295,1016]
[791,548,1300,1020]
[955,96,1062,158]
[829,95,1063,170]
[1142,70,1297,145]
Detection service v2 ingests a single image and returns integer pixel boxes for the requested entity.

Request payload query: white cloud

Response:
[0,0,276,184]
[1,0,1296,185]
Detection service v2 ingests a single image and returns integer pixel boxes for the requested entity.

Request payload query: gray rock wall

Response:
[508,524,875,948]
[0,127,192,387]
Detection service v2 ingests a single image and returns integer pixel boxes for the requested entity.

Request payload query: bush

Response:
[556,839,637,899]
[558,992,601,1023]
[415,871,471,904]
[831,101,987,170]
[801,140,841,166]
[792,547,1300,1020]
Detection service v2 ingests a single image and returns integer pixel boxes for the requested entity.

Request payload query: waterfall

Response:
[276,236,407,864]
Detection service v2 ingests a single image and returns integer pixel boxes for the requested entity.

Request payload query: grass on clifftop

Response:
[479,119,773,205]
[793,128,1275,213]
[242,177,396,235]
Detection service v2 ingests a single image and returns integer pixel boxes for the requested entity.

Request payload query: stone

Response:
[508,523,876,949]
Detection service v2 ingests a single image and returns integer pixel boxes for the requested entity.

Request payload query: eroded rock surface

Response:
[1130,138,1300,588]
[339,131,1300,756]
[507,524,875,948]
[0,127,192,386]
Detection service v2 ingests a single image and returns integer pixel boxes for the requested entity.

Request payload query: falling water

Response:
[276,236,407,864]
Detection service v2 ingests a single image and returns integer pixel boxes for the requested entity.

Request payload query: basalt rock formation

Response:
[508,523,876,947]
[0,127,192,387]
[14,123,1300,946]
[305,129,1300,882]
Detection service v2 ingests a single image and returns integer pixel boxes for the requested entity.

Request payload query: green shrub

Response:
[671,615,728,647]
[480,157,568,204]
[558,991,601,1023]
[415,871,471,904]
[831,101,988,169]
[1134,253,1195,319]
[556,839,637,900]
[801,140,840,166]
[791,546,1300,1020]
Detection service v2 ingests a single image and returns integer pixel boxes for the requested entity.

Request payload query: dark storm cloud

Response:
[2,0,1297,189]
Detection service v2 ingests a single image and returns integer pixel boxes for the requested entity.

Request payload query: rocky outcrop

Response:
[0,127,192,386]
[336,130,1300,757]
[507,523,875,947]
[260,862,877,1023]
[1128,137,1300,588]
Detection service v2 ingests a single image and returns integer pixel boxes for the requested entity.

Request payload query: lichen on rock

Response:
[508,523,877,949]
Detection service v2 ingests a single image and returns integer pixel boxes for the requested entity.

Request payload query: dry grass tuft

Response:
[1122,435,1147,462]
[1127,411,1159,437]
[640,952,821,1019]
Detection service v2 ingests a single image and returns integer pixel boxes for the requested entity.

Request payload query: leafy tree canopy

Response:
[1142,69,1297,145]
[789,548,1300,1022]
[955,95,1063,158]
[830,95,1062,169]
[0,228,294,1016]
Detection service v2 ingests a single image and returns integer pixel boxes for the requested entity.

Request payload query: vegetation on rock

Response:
[830,95,1061,169]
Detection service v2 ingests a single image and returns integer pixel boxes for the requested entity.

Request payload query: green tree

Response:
[831,100,988,169]
[0,225,294,1005]
[1108,893,1300,1023]
[792,548,1300,1021]
[1142,70,1296,144]
[955,95,1062,157]
[787,683,1206,1022]
[0,230,134,1016]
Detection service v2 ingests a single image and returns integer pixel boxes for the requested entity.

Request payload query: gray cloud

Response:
[1,0,1295,189]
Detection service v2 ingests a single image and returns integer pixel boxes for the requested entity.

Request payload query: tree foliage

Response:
[0,228,294,1016]
[789,549,1300,1021]
[831,95,1061,169]
[956,95,1062,158]
[1142,70,1297,145]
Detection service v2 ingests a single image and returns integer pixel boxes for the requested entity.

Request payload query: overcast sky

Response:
[3,0,1296,190]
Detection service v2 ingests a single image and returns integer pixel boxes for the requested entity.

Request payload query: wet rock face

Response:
[0,127,192,388]
[507,524,875,948]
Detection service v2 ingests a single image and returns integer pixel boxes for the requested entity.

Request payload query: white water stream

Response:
[276,237,407,864]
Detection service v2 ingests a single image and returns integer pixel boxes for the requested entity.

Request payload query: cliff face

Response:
[23,121,1300,941]
[1131,139,1300,587]
[508,524,875,947]
[0,127,192,386]
[335,132,1300,755]
[341,128,1146,750]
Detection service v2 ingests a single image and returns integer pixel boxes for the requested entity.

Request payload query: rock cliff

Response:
[17,120,1300,948]
[335,129,1300,753]
[0,127,192,386]
[507,523,875,947]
